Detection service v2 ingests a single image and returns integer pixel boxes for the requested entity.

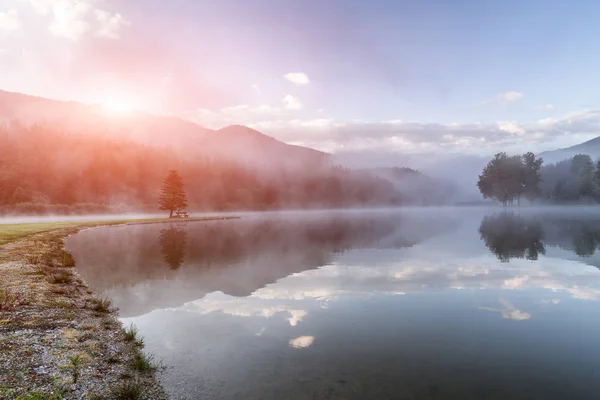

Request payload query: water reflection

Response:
[66,210,600,400]
[159,226,188,270]
[478,298,531,320]
[480,212,600,263]
[479,214,545,261]
[68,211,457,317]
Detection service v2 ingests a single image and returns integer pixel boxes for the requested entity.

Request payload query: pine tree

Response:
[159,170,188,218]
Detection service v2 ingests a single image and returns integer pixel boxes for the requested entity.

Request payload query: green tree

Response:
[521,152,543,203]
[571,154,595,199]
[594,160,600,193]
[478,152,542,206]
[159,170,188,218]
[477,153,516,205]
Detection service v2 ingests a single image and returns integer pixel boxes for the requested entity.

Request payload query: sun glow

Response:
[100,93,138,113]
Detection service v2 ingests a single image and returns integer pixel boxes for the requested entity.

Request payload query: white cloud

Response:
[189,106,600,154]
[501,91,523,102]
[497,121,525,136]
[284,72,310,85]
[482,91,524,105]
[289,336,314,349]
[21,0,52,14]
[0,9,21,31]
[283,94,303,110]
[94,9,129,39]
[19,0,128,40]
[48,0,91,40]
[536,104,554,111]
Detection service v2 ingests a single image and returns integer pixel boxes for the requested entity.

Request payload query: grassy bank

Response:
[0,216,236,246]
[0,215,235,399]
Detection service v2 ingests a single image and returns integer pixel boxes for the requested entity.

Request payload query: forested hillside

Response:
[0,123,402,214]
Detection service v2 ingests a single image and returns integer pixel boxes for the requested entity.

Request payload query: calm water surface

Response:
[66,209,600,399]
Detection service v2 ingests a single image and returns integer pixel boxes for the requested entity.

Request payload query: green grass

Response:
[0,216,232,245]
[123,324,140,343]
[129,350,161,373]
[123,330,145,348]
[89,297,114,313]
[68,354,83,383]
[109,381,145,400]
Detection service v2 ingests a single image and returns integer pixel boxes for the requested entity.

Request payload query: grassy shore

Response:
[0,215,235,399]
[0,216,235,245]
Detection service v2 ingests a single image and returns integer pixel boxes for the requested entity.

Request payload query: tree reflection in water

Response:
[479,213,545,262]
[159,226,188,270]
[480,212,600,262]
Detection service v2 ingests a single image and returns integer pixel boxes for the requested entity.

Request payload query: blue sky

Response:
[1,0,600,156]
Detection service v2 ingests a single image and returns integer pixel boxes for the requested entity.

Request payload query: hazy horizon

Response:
[2,0,600,162]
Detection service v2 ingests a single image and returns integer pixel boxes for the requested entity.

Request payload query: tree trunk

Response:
[169,209,173,218]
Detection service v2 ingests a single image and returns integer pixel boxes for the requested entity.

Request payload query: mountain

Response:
[201,125,327,170]
[367,167,464,205]
[335,151,486,201]
[539,136,600,165]
[0,90,328,171]
[0,89,473,213]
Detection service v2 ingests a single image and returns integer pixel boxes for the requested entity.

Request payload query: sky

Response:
[1,0,600,156]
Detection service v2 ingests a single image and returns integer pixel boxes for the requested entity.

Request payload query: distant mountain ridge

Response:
[539,136,600,165]
[367,167,463,205]
[0,89,471,207]
[0,89,328,171]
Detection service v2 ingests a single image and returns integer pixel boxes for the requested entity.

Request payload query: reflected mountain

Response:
[159,226,188,270]
[480,212,600,263]
[67,211,457,317]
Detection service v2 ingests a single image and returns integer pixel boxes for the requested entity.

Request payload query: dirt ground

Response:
[0,227,168,400]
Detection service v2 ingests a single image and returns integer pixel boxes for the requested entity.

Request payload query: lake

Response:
[66,208,600,399]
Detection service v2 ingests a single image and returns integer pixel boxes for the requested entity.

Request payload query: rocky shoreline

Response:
[0,226,169,400]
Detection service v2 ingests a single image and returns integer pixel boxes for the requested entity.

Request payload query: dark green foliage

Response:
[68,354,83,383]
[477,152,543,206]
[123,324,138,342]
[478,152,600,205]
[540,154,600,202]
[158,170,188,218]
[129,350,160,373]
[522,152,543,201]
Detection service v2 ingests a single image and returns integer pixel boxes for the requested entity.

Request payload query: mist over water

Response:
[66,208,600,399]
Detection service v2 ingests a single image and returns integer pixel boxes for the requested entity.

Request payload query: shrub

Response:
[89,297,114,313]
[123,324,138,342]
[110,381,145,400]
[129,350,160,373]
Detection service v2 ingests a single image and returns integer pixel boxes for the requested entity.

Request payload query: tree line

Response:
[0,123,403,214]
[478,152,600,204]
